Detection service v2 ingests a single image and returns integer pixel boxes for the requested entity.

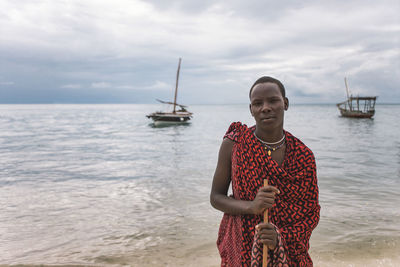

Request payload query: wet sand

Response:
[2,243,400,267]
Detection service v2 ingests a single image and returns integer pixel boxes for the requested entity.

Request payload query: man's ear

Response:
[249,104,254,116]
[284,97,289,111]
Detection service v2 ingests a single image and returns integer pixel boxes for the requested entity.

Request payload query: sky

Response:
[0,0,399,104]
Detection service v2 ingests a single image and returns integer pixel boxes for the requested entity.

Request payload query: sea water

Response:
[0,104,399,266]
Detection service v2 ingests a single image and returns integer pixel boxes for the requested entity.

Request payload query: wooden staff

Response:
[263,178,269,267]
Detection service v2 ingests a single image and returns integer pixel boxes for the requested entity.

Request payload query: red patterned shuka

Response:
[217,122,320,267]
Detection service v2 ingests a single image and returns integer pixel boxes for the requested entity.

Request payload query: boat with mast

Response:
[146,58,193,125]
[336,77,377,118]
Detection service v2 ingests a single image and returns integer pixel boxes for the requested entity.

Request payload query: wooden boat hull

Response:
[146,112,192,125]
[338,108,375,118]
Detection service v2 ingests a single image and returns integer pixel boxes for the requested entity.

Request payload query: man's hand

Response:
[249,186,280,215]
[256,223,278,249]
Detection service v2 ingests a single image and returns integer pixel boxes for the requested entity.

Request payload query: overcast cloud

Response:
[0,0,399,104]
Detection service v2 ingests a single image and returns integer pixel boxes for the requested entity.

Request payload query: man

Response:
[210,76,320,266]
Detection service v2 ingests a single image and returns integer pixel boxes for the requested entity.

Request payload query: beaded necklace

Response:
[254,132,286,156]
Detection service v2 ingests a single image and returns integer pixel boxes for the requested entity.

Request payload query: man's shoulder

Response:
[224,121,250,142]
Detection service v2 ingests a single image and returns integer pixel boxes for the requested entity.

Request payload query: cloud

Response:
[0,81,14,85]
[90,82,111,89]
[61,84,82,89]
[115,81,170,90]
[0,0,399,103]
[147,81,170,90]
[76,81,172,90]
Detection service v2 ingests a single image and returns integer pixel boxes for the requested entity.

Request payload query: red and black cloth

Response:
[217,122,320,267]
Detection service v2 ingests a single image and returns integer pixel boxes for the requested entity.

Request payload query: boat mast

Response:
[344,77,350,99]
[344,77,352,110]
[173,58,181,113]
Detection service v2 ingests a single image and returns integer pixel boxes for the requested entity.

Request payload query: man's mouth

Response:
[261,116,275,121]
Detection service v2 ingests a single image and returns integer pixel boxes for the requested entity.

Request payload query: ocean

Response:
[0,104,399,266]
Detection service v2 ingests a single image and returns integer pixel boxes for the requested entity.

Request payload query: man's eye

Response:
[253,102,262,106]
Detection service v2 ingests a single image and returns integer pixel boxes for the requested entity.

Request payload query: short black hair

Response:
[249,76,286,99]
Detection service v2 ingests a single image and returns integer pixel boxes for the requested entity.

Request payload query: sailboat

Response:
[146,58,193,125]
[336,77,377,118]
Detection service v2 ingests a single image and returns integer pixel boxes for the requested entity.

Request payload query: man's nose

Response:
[261,102,272,112]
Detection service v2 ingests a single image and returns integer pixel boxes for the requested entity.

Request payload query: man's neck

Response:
[254,126,284,143]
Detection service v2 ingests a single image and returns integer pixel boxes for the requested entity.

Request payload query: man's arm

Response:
[210,138,279,215]
[210,138,253,214]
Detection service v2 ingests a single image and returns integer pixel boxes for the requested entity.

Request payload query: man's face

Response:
[249,82,288,130]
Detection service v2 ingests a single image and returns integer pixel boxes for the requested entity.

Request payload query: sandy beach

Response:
[2,240,400,267]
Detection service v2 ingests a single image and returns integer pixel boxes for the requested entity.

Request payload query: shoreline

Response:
[2,240,400,267]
